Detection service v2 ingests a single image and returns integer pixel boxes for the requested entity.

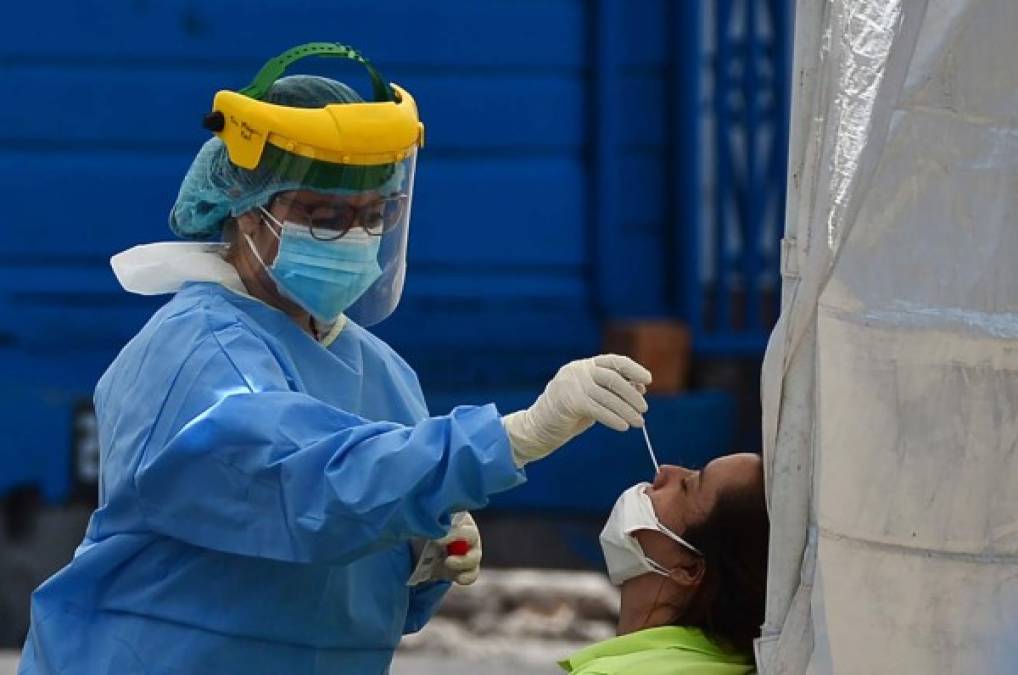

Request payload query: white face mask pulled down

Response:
[599,482,703,586]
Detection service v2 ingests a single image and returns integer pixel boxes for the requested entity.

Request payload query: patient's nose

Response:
[652,464,686,490]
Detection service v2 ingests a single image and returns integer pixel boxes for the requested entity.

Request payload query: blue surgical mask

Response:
[246,208,383,323]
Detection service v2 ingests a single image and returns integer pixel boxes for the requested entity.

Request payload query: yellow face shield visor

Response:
[201,42,425,171]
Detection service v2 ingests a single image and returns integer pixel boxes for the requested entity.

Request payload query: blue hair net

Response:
[170,75,401,240]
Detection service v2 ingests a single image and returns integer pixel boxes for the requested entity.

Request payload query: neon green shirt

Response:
[559,626,754,675]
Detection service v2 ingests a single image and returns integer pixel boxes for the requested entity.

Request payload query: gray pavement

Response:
[392,653,560,674]
[1,651,560,674]
[0,506,93,646]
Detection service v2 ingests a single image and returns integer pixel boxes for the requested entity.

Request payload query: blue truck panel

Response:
[1,1,586,68]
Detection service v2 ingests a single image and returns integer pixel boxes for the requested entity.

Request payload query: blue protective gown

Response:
[19,282,525,675]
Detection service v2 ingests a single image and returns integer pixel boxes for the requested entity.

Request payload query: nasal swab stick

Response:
[642,424,660,474]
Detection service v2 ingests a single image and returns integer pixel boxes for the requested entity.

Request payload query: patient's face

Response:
[626,454,767,638]
[645,453,763,537]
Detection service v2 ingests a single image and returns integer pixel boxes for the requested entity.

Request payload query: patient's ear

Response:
[668,554,706,591]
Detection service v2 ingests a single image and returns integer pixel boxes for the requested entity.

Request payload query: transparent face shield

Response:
[344,152,415,326]
[238,146,417,326]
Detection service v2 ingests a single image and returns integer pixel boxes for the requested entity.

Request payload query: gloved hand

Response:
[437,512,482,585]
[502,354,652,467]
[407,512,482,586]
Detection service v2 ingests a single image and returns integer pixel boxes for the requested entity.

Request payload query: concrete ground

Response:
[1,651,560,675]
[0,506,92,647]
[392,653,560,674]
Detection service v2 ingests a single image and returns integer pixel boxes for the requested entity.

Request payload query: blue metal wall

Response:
[0,1,789,506]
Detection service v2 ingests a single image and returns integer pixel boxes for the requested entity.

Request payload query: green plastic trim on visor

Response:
[239,42,394,103]
[259,144,400,192]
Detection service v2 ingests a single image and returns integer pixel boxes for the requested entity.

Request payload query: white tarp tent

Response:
[757,0,1018,672]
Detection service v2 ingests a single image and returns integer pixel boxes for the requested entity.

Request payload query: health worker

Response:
[17,43,652,675]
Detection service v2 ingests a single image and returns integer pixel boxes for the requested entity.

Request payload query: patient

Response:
[560,453,768,675]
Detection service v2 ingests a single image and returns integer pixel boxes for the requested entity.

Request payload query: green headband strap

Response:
[239,42,394,103]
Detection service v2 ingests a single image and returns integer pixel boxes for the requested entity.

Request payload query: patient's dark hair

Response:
[680,469,769,655]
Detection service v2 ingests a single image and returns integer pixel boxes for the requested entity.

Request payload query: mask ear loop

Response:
[258,206,283,241]
[631,525,702,578]
[645,557,676,578]
[637,486,704,558]
[244,206,283,272]
[655,521,704,558]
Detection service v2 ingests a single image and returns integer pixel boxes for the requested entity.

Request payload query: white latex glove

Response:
[502,354,652,467]
[437,512,482,585]
[407,512,482,586]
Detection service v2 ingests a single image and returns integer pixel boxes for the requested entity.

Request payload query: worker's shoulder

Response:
[109,284,260,368]
[95,285,235,398]
[136,283,251,341]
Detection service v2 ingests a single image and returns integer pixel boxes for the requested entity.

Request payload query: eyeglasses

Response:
[271,193,408,240]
